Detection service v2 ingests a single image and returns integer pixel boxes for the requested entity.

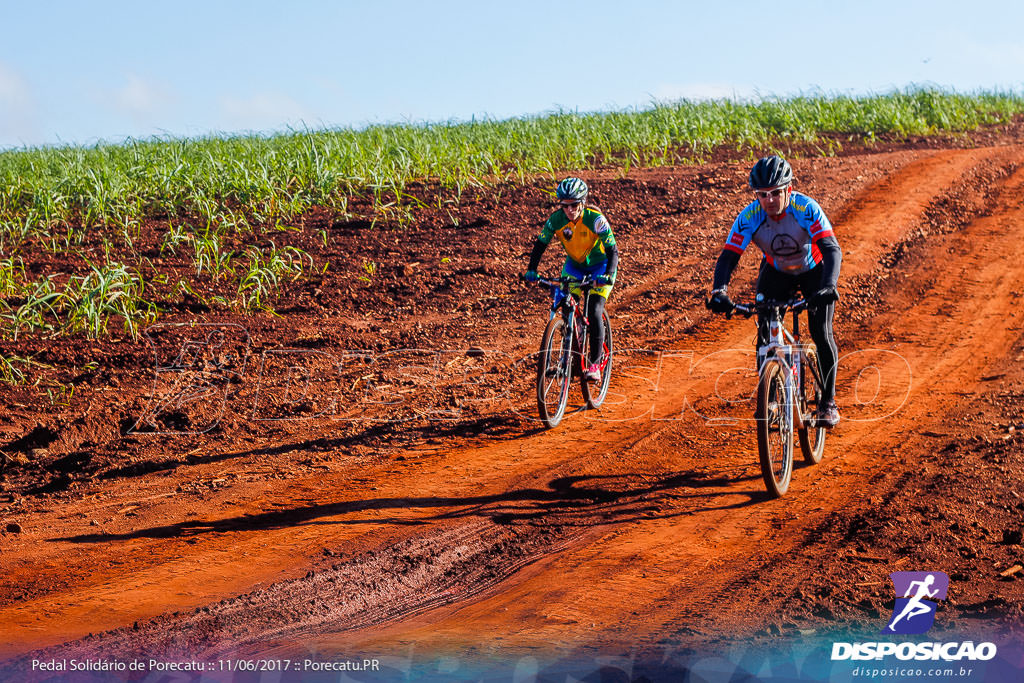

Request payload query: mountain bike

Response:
[733,296,827,497]
[529,275,613,428]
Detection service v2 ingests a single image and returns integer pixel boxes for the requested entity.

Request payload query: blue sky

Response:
[2,0,1023,149]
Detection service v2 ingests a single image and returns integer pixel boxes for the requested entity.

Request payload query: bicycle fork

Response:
[761,346,797,433]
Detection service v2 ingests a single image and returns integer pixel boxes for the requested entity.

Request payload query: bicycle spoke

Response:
[757,360,793,497]
[536,316,572,428]
[798,347,827,464]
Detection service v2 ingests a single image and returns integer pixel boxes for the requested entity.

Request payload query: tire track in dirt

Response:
[638,149,1024,644]
[227,146,1024,659]
[3,146,1022,665]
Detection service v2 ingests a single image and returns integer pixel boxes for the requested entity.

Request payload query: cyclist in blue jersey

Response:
[706,156,842,427]
[523,177,618,382]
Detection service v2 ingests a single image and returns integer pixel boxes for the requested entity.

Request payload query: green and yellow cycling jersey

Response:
[538,207,616,268]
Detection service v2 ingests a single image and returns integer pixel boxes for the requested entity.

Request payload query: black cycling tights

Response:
[586,294,607,366]
[755,264,839,403]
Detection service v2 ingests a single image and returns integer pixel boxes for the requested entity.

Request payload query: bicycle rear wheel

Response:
[537,316,572,428]
[757,359,794,497]
[581,310,613,409]
[798,346,826,465]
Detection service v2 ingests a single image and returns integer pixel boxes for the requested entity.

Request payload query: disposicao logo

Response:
[831,570,998,662]
[882,571,948,635]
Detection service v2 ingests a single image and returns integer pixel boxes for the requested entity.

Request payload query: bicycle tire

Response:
[798,346,827,465]
[757,359,794,497]
[536,316,572,428]
[581,310,613,409]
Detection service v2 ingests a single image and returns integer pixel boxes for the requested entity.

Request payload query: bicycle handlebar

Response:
[522,274,601,289]
[732,297,808,318]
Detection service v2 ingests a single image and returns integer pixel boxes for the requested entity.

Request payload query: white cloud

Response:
[112,74,175,122]
[218,92,316,133]
[0,62,38,147]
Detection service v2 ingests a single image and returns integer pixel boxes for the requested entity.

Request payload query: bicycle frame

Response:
[733,296,826,496]
[531,275,613,427]
[736,298,814,428]
[539,276,603,375]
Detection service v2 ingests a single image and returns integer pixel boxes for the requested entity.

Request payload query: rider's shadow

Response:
[55,471,763,544]
[437,471,764,526]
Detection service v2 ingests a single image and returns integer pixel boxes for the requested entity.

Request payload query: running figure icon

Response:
[887,575,938,632]
[883,571,949,634]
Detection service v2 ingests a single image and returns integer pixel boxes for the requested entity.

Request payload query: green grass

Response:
[1,275,64,341]
[237,241,315,311]
[0,352,49,385]
[2,88,1022,249]
[1,262,156,341]
[0,87,1021,342]
[0,353,28,384]
[190,228,235,280]
[0,255,25,296]
[63,261,156,339]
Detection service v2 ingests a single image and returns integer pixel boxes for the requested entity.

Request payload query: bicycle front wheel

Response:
[581,310,613,409]
[798,346,827,465]
[537,316,572,428]
[757,359,794,497]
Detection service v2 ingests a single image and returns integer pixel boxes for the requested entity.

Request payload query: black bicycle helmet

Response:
[748,155,793,189]
[556,177,588,202]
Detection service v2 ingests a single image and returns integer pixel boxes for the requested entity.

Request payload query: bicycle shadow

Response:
[100,412,537,483]
[54,470,765,545]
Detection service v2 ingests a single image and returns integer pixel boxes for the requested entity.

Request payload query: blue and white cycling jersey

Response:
[722,192,835,275]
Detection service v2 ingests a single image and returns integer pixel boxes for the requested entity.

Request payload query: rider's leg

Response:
[564,258,611,369]
[801,268,839,403]
[586,293,607,366]
[807,302,838,402]
[799,267,840,426]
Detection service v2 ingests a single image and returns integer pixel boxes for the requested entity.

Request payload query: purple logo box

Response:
[882,571,949,635]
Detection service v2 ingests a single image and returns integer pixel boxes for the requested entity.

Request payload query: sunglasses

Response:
[754,187,788,199]
[560,200,582,208]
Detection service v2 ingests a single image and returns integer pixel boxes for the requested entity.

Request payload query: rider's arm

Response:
[604,241,619,279]
[798,195,842,288]
[592,213,618,280]
[526,239,548,273]
[815,235,842,289]
[713,208,754,291]
[527,217,557,272]
[711,249,741,291]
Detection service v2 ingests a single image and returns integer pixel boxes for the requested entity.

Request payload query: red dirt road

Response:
[2,135,1024,680]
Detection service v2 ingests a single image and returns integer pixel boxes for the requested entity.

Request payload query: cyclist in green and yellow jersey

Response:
[523,177,619,382]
